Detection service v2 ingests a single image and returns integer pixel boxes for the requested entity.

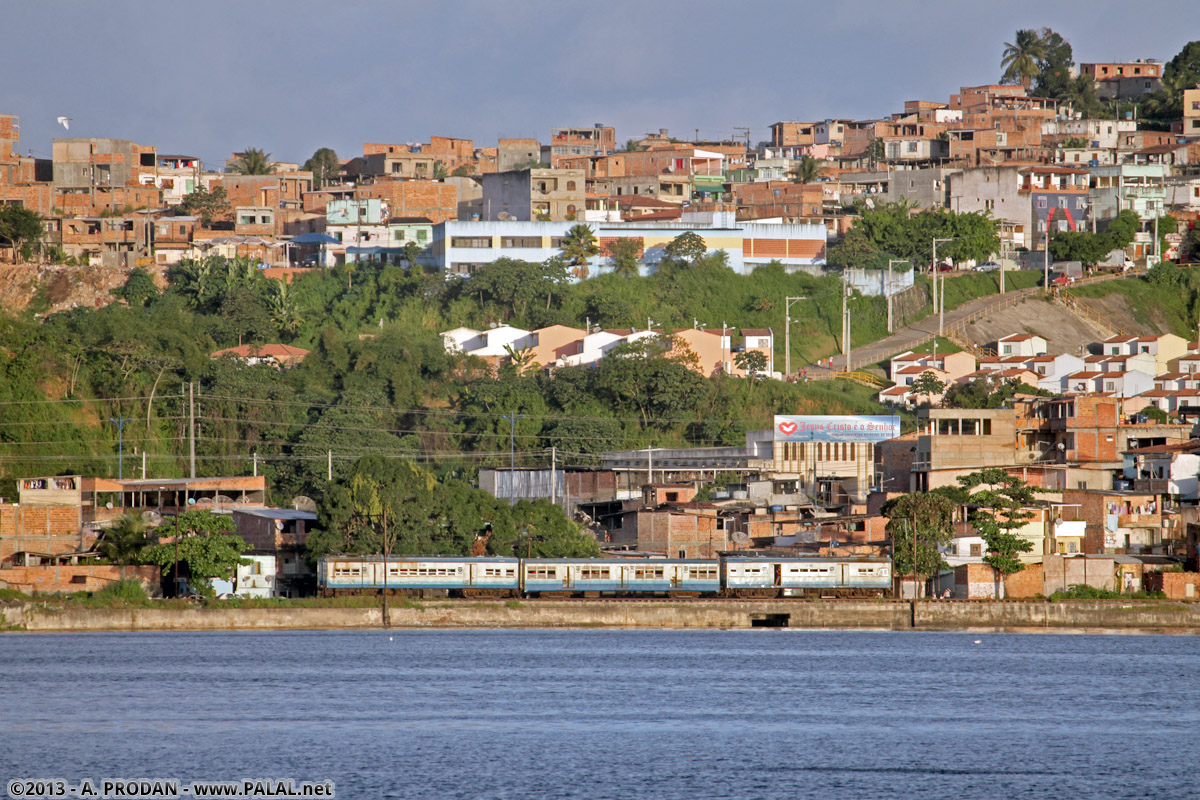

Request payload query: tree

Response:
[734,349,768,380]
[1001,29,1045,89]
[451,165,474,177]
[663,231,708,265]
[1049,230,1115,266]
[96,514,149,579]
[865,137,886,168]
[118,268,159,307]
[175,185,230,227]
[267,279,303,338]
[560,224,600,276]
[402,240,423,268]
[140,510,250,594]
[1147,259,1185,288]
[958,469,1041,596]
[302,147,340,189]
[883,492,957,590]
[0,204,43,263]
[1032,28,1075,101]
[231,148,275,175]
[790,155,827,184]
[911,370,946,405]
[433,162,449,179]
[466,257,570,323]
[621,139,643,152]
[606,237,642,278]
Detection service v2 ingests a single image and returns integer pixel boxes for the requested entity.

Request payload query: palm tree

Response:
[232,148,275,175]
[560,224,599,270]
[1001,29,1045,90]
[790,156,827,184]
[97,515,149,580]
[267,280,303,338]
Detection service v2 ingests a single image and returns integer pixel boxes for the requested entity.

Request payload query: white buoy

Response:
[974,639,982,644]
[389,637,394,642]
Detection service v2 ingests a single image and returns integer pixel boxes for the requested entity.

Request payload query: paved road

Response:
[803,269,1145,377]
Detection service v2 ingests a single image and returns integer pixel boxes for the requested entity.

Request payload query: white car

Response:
[974,262,1002,272]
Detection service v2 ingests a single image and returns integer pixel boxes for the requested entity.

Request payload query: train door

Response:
[671,565,682,588]
[563,565,573,590]
[774,563,782,588]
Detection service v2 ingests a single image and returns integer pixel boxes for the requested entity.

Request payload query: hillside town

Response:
[3,30,1200,607]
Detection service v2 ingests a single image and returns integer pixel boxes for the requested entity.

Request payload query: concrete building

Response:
[480,168,586,221]
[497,138,543,172]
[545,124,616,166]
[1089,164,1167,222]
[429,214,826,277]
[1080,60,1163,100]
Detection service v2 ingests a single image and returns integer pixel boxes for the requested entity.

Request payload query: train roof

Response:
[721,555,891,563]
[318,554,520,562]
[521,558,718,565]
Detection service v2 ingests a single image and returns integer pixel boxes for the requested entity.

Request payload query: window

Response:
[501,237,541,248]
[394,230,406,241]
[969,543,982,557]
[580,567,608,580]
[527,567,558,579]
[634,567,665,580]
[566,181,576,190]
[452,237,492,248]
[688,567,718,580]
[1037,197,1048,209]
[417,230,427,242]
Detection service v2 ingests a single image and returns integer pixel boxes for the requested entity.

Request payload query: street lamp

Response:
[784,295,807,378]
[502,412,526,504]
[886,261,909,333]
[109,415,133,480]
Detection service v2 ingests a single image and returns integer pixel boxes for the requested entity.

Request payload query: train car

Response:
[317,555,520,597]
[720,556,891,598]
[521,558,720,597]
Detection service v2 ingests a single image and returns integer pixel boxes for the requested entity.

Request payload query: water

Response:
[2,629,1198,799]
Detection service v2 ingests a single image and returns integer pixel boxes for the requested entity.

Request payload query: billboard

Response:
[773,415,900,443]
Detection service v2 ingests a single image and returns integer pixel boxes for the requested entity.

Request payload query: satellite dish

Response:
[1053,518,1063,529]
[275,520,285,531]
[142,510,164,526]
[497,211,513,221]
[292,496,317,512]
[731,531,750,544]
[105,501,114,509]
[214,494,234,505]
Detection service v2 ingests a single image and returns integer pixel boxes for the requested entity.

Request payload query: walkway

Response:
[804,269,1146,377]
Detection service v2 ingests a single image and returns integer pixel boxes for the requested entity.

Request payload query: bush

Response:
[93,579,149,603]
[1050,584,1166,601]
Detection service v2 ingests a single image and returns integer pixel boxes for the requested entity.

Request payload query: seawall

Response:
[4,599,1200,633]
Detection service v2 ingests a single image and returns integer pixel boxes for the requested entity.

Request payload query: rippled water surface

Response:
[2,629,1198,799]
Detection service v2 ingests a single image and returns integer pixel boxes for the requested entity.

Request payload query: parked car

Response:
[934,262,955,272]
[974,261,1002,272]
[1040,274,1070,287]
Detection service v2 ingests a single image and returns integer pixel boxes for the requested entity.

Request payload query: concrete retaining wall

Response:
[3,599,1199,633]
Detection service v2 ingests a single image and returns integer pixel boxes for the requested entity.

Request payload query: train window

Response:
[689,567,717,579]
[506,569,515,577]
[332,566,361,577]
[580,567,608,580]
[634,567,665,580]
[528,567,557,579]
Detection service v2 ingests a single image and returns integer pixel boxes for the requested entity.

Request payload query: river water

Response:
[2,629,1198,799]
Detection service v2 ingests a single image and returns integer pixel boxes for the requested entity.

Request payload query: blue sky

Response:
[4,0,1197,168]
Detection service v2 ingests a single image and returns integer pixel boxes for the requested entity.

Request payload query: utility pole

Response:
[886,260,908,332]
[327,450,332,481]
[784,295,807,377]
[502,412,526,504]
[188,383,196,479]
[381,509,390,628]
[550,446,557,506]
[841,270,849,357]
[933,238,956,336]
[109,415,133,480]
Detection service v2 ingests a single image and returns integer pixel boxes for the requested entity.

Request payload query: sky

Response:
[4,0,1198,169]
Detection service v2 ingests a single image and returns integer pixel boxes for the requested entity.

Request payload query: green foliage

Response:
[1146,260,1185,288]
[942,378,1048,409]
[93,579,148,602]
[1001,29,1045,89]
[910,370,946,404]
[561,224,600,273]
[1138,404,1168,424]
[118,268,159,307]
[302,147,340,189]
[232,148,275,175]
[1050,584,1167,601]
[883,491,957,578]
[308,455,597,560]
[0,204,44,262]
[663,231,708,265]
[96,515,149,567]
[957,469,1040,576]
[141,510,249,587]
[175,185,230,227]
[462,257,570,325]
[734,349,768,379]
[838,202,998,267]
[790,156,827,184]
[605,236,642,277]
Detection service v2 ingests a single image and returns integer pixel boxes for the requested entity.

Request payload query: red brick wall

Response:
[0,564,160,595]
[1145,572,1200,600]
[354,181,457,224]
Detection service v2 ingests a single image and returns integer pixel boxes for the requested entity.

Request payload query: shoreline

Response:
[5,598,1200,634]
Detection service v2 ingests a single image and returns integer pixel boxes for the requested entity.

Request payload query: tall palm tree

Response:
[790,156,827,184]
[560,224,600,270]
[267,280,303,338]
[232,148,275,175]
[96,515,149,580]
[1001,29,1045,90]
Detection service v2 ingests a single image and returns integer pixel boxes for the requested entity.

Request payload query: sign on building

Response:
[773,415,900,443]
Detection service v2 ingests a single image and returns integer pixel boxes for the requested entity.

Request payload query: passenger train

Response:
[317,554,892,598]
